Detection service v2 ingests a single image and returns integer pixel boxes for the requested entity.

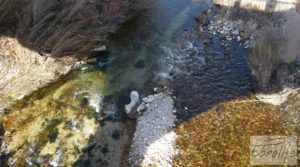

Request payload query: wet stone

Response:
[83,145,95,155]
[195,11,209,26]
[133,60,146,69]
[203,39,211,45]
[101,147,109,155]
[112,130,121,140]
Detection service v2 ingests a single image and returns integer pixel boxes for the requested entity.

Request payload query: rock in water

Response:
[195,11,209,26]
[134,60,146,69]
[125,91,140,118]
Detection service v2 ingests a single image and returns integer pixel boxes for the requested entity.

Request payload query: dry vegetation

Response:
[227,2,283,30]
[0,0,148,57]
[0,0,22,26]
[248,39,281,92]
[173,97,292,167]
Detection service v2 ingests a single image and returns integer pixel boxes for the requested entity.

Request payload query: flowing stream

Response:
[0,0,258,166]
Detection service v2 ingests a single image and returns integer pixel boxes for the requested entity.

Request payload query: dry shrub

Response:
[0,0,24,26]
[229,3,281,27]
[248,39,281,91]
[0,0,148,57]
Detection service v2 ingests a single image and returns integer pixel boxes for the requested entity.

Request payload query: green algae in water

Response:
[65,120,74,129]
[52,69,108,101]
[46,118,62,131]
[46,118,62,143]
[48,129,59,143]
[2,67,106,166]
[10,67,108,110]
[84,107,97,120]
[81,96,89,107]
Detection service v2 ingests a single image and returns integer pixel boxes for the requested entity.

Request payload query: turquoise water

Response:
[103,0,210,95]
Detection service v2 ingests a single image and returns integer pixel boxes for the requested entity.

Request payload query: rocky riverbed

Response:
[129,93,177,167]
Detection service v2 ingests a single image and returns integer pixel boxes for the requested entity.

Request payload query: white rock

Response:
[92,45,107,52]
[137,102,146,113]
[129,94,177,167]
[125,91,140,118]
[49,150,62,167]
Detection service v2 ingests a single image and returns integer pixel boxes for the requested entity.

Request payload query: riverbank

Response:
[0,37,76,116]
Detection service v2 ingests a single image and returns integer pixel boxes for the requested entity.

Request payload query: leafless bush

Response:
[248,38,281,92]
[0,0,24,26]
[0,0,148,57]
[229,3,282,27]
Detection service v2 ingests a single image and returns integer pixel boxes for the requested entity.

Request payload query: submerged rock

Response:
[195,11,209,26]
[134,60,146,69]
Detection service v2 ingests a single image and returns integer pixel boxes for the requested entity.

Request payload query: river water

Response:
[0,0,255,166]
